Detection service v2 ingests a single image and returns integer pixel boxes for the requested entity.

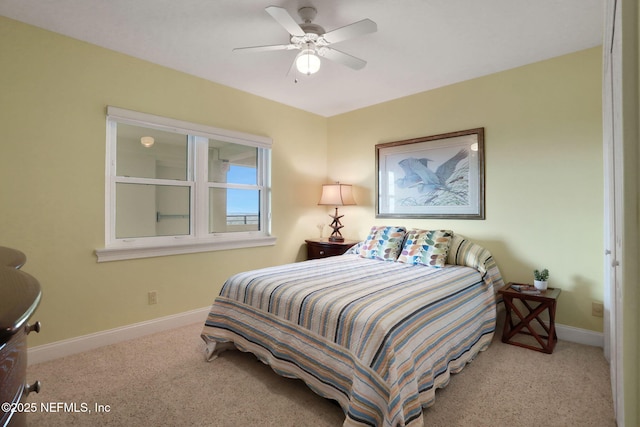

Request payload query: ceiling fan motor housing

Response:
[300,22,325,36]
[295,7,325,48]
[298,6,317,23]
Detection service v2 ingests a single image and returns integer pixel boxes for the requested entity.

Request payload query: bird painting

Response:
[395,148,469,206]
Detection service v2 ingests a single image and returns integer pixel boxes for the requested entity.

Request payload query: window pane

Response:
[209,187,260,233]
[116,124,188,180]
[227,165,257,185]
[116,183,190,238]
[208,140,257,184]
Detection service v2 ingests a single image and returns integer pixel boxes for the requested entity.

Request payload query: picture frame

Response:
[376,128,485,219]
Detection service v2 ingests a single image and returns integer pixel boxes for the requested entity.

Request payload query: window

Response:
[96,107,275,262]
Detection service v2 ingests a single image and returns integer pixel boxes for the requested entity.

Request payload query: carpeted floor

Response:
[25,321,615,426]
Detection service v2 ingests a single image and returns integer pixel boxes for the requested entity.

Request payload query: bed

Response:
[201,227,504,427]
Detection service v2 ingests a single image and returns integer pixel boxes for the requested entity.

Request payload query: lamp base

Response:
[327,207,345,242]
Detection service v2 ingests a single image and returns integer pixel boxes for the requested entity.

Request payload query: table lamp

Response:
[318,183,356,242]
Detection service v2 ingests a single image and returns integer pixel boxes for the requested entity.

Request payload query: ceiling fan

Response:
[233,6,377,75]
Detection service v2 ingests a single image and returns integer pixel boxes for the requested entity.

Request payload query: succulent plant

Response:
[534,268,549,281]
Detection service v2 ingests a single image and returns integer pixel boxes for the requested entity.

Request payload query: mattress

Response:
[202,247,501,427]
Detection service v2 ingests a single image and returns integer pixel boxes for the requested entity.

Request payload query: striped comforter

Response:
[202,239,502,427]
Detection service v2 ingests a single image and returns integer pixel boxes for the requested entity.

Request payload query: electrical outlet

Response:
[592,301,604,317]
[148,290,158,305]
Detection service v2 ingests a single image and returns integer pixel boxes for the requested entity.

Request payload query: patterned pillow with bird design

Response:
[397,229,453,268]
[359,226,407,261]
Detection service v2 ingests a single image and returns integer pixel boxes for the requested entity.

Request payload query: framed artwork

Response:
[376,128,485,219]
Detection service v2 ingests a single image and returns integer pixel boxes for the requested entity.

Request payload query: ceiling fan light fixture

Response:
[140,136,155,148]
[296,49,321,75]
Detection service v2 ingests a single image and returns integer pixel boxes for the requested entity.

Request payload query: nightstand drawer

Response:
[305,239,358,260]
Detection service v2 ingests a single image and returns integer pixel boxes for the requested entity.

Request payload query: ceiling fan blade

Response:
[265,6,305,37]
[321,48,367,70]
[233,44,295,53]
[286,55,298,77]
[322,19,377,44]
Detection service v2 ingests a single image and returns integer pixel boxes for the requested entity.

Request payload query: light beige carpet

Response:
[26,322,615,426]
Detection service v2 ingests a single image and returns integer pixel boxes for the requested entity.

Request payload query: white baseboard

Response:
[28,307,210,365]
[28,307,603,366]
[556,323,604,348]
[499,304,604,348]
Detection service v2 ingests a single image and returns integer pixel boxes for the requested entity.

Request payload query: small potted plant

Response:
[533,268,549,291]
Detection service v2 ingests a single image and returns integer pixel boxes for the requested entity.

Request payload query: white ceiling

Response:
[0,0,604,117]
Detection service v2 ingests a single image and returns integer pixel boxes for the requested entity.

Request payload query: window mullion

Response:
[208,182,261,190]
[114,176,192,186]
[194,136,209,238]
[260,148,271,234]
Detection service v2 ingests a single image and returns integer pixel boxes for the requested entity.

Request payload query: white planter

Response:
[534,280,548,291]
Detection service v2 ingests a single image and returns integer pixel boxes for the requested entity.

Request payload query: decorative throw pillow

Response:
[359,226,407,261]
[397,229,453,268]
[344,241,363,255]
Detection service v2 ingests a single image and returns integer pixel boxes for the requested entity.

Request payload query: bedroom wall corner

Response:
[0,16,327,347]
[326,47,604,334]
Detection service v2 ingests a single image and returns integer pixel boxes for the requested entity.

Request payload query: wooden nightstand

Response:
[498,282,561,354]
[305,238,358,260]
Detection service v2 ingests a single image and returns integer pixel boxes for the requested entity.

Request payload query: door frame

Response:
[602,0,624,424]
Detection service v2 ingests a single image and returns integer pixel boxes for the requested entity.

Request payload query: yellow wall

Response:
[0,17,327,345]
[327,47,604,332]
[634,3,639,424]
[0,16,605,347]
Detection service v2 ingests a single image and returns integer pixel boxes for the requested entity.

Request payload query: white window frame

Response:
[95,106,275,262]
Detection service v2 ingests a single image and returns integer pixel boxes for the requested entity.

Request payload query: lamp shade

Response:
[318,184,356,206]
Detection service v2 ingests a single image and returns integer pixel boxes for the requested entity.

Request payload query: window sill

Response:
[95,235,277,262]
